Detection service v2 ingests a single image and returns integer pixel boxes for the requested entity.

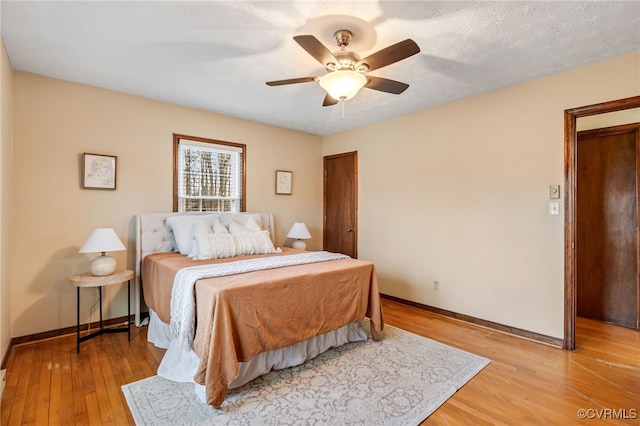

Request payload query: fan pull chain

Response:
[342,100,345,119]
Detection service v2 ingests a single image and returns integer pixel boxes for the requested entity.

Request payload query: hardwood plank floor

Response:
[1,299,638,425]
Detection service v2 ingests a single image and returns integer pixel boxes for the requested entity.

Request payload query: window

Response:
[173,134,246,212]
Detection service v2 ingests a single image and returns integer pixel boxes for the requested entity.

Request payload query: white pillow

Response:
[232,230,276,256]
[166,214,220,255]
[220,213,264,231]
[193,219,214,259]
[244,216,262,232]
[194,229,277,260]
[229,220,250,235]
[165,215,200,255]
[213,220,229,234]
[187,238,199,258]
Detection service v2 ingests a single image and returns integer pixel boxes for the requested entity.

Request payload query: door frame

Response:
[564,95,640,350]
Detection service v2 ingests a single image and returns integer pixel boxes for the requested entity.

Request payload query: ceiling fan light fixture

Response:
[267,31,419,107]
[319,70,367,101]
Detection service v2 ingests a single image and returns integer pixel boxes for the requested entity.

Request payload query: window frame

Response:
[173,133,246,213]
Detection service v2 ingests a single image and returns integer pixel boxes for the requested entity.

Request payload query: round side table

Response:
[69,269,134,353]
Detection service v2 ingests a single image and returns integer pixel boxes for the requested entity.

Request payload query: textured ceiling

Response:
[2,1,639,136]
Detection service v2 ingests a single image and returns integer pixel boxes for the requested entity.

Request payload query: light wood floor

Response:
[1,299,638,425]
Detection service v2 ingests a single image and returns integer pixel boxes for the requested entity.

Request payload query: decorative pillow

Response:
[193,219,214,259]
[213,220,229,234]
[229,220,250,235]
[232,230,276,256]
[165,215,201,255]
[194,229,277,260]
[166,214,220,255]
[244,216,262,232]
[187,238,199,259]
[220,213,264,231]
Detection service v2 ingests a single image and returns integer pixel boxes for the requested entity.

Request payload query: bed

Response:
[135,212,384,408]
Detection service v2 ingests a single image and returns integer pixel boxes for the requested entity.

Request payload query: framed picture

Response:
[275,170,292,195]
[83,153,117,190]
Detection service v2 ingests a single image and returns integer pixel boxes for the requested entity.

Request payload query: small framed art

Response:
[83,153,117,190]
[275,170,292,195]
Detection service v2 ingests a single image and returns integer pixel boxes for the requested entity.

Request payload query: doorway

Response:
[323,151,358,258]
[576,124,639,329]
[564,95,640,350]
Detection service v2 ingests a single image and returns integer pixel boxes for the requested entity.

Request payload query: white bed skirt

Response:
[147,309,367,403]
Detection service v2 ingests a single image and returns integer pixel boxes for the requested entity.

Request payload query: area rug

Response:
[122,324,490,425]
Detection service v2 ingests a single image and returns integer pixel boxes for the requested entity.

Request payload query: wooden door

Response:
[576,123,639,329]
[323,152,357,258]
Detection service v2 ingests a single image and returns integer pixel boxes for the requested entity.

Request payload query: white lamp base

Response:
[292,240,307,250]
[91,254,116,276]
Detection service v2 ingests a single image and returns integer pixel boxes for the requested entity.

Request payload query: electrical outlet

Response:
[434,281,439,291]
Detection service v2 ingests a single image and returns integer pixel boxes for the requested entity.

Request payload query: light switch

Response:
[549,185,560,199]
[549,202,560,216]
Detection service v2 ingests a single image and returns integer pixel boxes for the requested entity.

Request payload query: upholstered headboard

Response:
[133,211,275,325]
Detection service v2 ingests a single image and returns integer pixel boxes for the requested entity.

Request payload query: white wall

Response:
[323,52,640,339]
[0,38,13,362]
[11,72,323,337]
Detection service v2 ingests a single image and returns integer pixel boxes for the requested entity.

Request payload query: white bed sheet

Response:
[147,309,367,403]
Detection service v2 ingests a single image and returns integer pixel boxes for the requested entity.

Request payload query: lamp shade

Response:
[287,222,312,240]
[319,70,367,101]
[79,228,125,253]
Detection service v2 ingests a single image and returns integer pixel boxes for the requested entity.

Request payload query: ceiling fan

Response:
[266,30,420,106]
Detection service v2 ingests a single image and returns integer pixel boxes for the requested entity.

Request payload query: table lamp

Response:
[79,228,126,276]
[287,222,311,250]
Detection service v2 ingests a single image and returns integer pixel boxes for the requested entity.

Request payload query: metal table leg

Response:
[76,287,80,353]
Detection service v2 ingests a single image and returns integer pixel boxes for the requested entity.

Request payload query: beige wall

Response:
[6,50,640,342]
[11,72,323,337]
[577,108,640,131]
[323,52,640,339]
[1,38,14,362]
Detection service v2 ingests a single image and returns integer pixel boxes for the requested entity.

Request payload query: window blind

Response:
[177,139,243,212]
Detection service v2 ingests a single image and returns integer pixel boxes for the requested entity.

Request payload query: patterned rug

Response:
[122,324,490,425]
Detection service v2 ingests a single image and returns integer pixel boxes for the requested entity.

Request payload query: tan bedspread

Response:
[142,248,384,407]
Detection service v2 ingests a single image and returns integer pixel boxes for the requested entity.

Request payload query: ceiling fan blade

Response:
[322,94,339,107]
[266,76,317,86]
[356,39,420,72]
[294,35,339,67]
[364,76,410,94]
